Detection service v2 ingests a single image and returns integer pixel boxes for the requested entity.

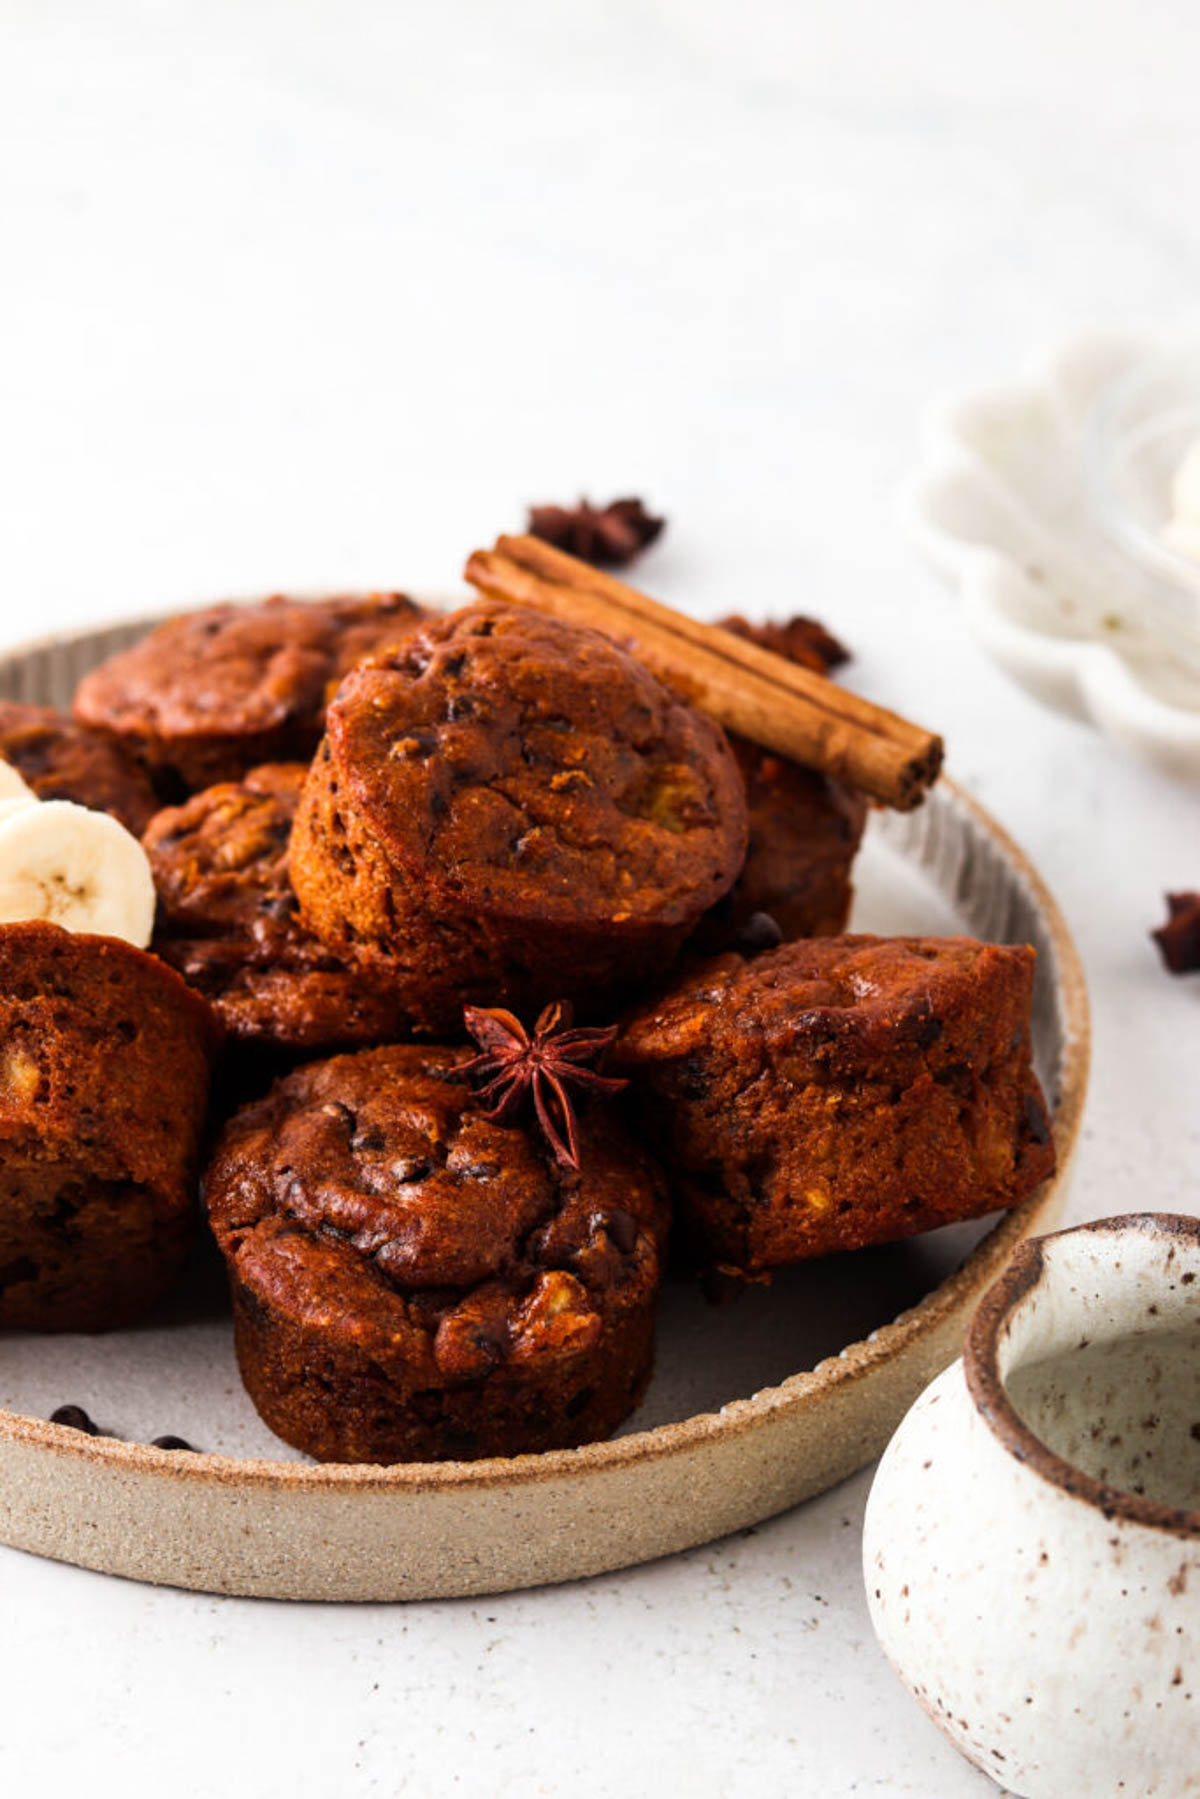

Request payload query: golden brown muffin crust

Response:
[618,934,1055,1276]
[290,602,748,1030]
[0,701,159,835]
[73,592,425,791]
[328,602,747,926]
[0,921,220,1330]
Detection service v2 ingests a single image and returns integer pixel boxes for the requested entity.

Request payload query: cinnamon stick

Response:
[464,535,943,810]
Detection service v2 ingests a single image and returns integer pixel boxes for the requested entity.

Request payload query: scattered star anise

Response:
[459,1000,628,1170]
[527,496,665,568]
[1152,892,1200,973]
[719,613,850,675]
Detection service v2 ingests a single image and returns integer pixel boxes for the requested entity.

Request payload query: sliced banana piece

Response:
[0,757,35,804]
[0,799,156,947]
[0,796,40,831]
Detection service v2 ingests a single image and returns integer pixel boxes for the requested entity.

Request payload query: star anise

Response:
[1152,892,1200,973]
[719,613,850,675]
[459,1000,628,1169]
[527,497,665,568]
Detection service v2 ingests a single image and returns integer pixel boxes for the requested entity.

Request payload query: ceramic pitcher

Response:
[864,1213,1200,1799]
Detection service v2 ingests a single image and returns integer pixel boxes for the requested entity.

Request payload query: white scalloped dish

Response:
[903,331,1200,780]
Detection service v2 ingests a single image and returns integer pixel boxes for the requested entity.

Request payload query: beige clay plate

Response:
[0,609,1090,1601]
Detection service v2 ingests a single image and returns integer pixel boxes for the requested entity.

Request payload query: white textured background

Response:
[0,3,1197,1794]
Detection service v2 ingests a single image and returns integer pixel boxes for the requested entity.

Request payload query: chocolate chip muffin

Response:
[143,763,411,1053]
[205,1044,669,1462]
[290,601,749,1033]
[73,592,425,793]
[0,921,220,1331]
[691,617,867,951]
[617,935,1055,1278]
[0,701,158,835]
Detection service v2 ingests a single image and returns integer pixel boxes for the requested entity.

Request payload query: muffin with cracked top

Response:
[616,934,1055,1279]
[290,601,749,1032]
[0,920,220,1331]
[73,592,425,793]
[0,701,159,835]
[204,1043,669,1462]
[143,763,411,1053]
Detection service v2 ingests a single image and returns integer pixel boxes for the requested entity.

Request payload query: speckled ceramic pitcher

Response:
[864,1214,1200,1799]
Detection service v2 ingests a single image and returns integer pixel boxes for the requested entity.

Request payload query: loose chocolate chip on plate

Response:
[49,1404,101,1436]
[151,1435,197,1452]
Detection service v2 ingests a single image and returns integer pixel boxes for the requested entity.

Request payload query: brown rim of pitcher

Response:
[964,1212,1200,1540]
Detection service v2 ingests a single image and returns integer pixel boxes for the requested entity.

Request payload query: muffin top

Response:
[0,701,159,835]
[205,1043,668,1386]
[73,592,424,764]
[143,763,411,1048]
[618,934,1039,1086]
[323,600,748,929]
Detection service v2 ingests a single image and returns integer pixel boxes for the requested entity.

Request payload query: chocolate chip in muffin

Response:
[732,911,785,957]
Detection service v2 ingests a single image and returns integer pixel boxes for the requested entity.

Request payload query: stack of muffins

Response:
[0,583,1055,1463]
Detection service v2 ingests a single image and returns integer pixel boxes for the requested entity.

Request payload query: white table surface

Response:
[1,3,1197,1794]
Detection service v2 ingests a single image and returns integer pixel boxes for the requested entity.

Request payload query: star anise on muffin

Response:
[460,1001,628,1169]
[1152,892,1200,973]
[526,497,665,568]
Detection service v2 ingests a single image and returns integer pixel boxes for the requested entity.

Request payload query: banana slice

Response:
[0,757,35,804]
[0,797,39,830]
[0,799,156,947]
